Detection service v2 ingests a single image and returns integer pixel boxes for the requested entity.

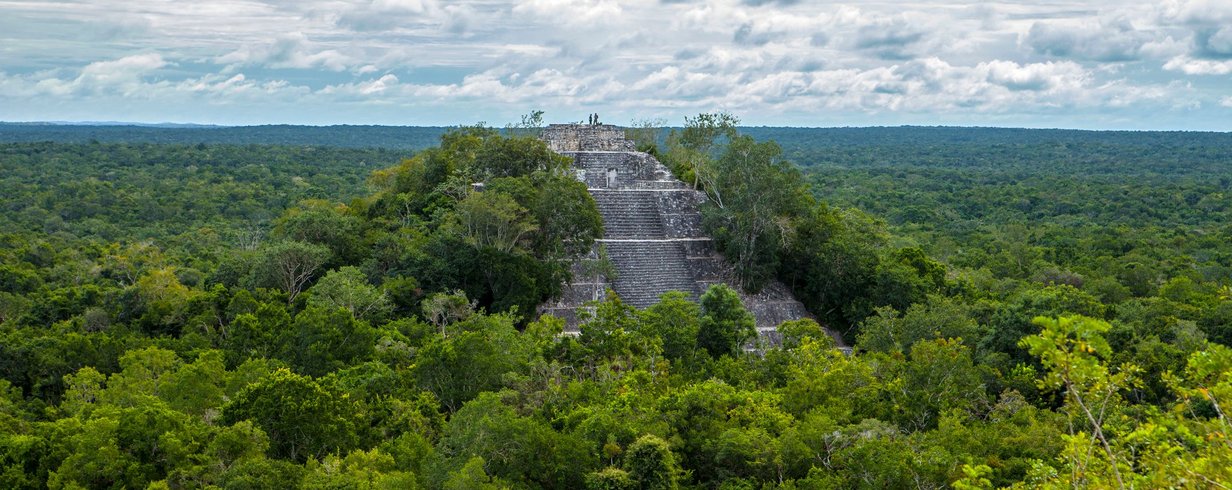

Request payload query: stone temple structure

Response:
[537,123,840,345]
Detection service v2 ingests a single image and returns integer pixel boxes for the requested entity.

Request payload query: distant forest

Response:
[7,122,1232,155]
[0,123,450,149]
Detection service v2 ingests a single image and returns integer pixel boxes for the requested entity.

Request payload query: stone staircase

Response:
[537,123,843,348]
[590,190,666,239]
[603,240,699,306]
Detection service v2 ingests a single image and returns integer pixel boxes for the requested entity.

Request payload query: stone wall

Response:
[541,124,636,153]
[537,123,844,347]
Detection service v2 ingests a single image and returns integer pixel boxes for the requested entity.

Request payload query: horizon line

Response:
[3,120,1231,134]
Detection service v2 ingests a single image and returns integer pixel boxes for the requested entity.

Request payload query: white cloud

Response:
[216,33,354,71]
[441,3,477,34]
[0,0,1229,128]
[1195,26,1232,58]
[1158,0,1232,25]
[334,0,440,32]
[512,0,621,26]
[79,54,169,83]
[1024,18,1152,61]
[1163,56,1232,75]
[980,60,1088,92]
[320,73,400,96]
[853,15,929,60]
[1155,0,1232,74]
[11,54,171,97]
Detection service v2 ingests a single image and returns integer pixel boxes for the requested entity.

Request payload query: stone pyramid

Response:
[537,123,834,345]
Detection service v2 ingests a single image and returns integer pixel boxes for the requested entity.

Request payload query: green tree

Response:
[307,266,392,323]
[777,204,885,334]
[893,339,988,431]
[776,318,831,350]
[640,291,702,363]
[132,267,198,335]
[221,368,357,462]
[704,135,809,290]
[440,392,592,488]
[586,467,634,490]
[223,302,290,366]
[472,135,571,180]
[250,240,331,304]
[45,412,143,489]
[274,202,363,267]
[623,435,681,490]
[530,176,603,258]
[451,191,538,254]
[276,305,376,376]
[697,284,756,357]
[665,112,739,190]
[102,346,182,408]
[1020,315,1139,489]
[442,456,508,490]
[658,379,792,484]
[162,350,227,416]
[302,449,419,490]
[856,297,982,354]
[0,292,30,326]
[578,292,642,365]
[413,312,532,411]
[61,367,106,416]
[421,290,476,336]
[217,458,306,489]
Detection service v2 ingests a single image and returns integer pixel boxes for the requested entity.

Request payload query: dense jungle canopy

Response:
[1,118,1230,488]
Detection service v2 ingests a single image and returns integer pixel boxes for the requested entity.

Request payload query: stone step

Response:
[567,151,680,189]
[601,240,700,307]
[627,181,690,190]
[546,282,610,307]
[687,256,727,280]
[590,190,666,239]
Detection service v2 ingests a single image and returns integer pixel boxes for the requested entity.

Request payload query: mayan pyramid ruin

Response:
[537,122,836,345]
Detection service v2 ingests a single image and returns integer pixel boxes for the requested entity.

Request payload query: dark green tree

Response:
[221,369,357,462]
[413,312,532,411]
[623,435,682,490]
[697,284,756,357]
[640,291,702,363]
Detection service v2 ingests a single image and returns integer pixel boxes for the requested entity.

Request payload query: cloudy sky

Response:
[1,0,1230,129]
